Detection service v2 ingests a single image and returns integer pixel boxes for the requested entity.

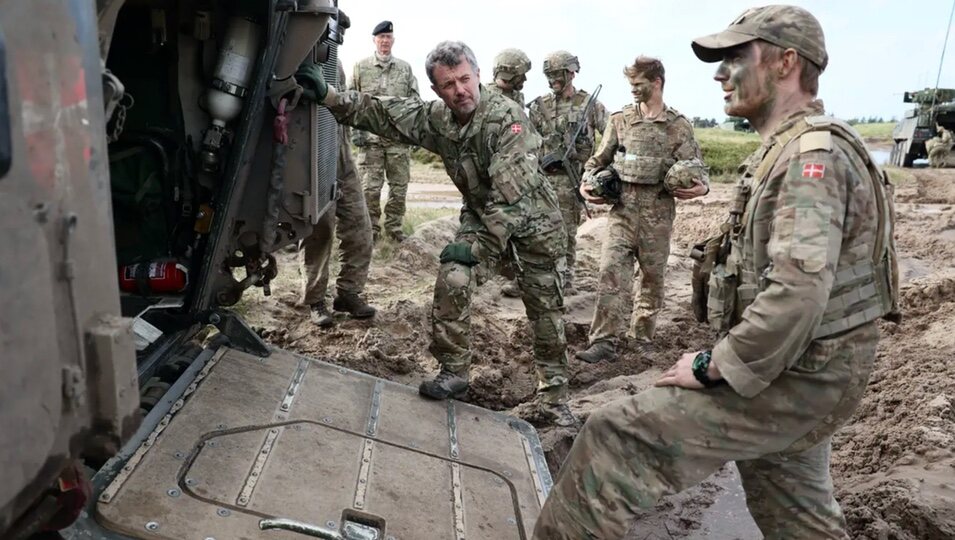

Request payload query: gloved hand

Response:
[439,242,478,266]
[295,63,328,103]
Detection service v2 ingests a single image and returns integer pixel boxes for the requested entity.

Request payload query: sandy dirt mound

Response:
[244,170,955,538]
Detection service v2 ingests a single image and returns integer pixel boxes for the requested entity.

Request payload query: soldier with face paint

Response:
[532,6,899,539]
[526,51,608,296]
[576,56,707,364]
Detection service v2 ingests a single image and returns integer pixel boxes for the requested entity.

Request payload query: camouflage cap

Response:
[691,5,828,70]
[664,159,709,193]
[543,51,580,74]
[493,48,532,81]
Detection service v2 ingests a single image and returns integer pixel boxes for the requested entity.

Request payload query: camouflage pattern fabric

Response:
[528,90,608,279]
[301,128,373,304]
[927,126,952,168]
[585,105,702,343]
[349,54,419,238]
[486,82,525,109]
[534,100,889,539]
[323,84,569,403]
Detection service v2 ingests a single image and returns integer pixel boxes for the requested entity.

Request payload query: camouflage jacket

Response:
[528,89,608,170]
[585,104,703,186]
[486,83,525,109]
[348,54,419,146]
[711,100,896,398]
[323,85,563,262]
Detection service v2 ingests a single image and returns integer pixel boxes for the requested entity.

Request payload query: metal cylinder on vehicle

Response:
[207,17,261,127]
[118,261,189,294]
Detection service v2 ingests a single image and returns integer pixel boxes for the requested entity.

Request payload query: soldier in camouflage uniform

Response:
[927,123,952,168]
[301,41,576,428]
[349,21,420,242]
[526,51,608,295]
[487,48,532,108]
[533,6,900,539]
[301,60,376,327]
[575,56,707,364]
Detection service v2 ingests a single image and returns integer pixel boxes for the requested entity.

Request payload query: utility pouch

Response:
[690,229,727,323]
[707,262,738,333]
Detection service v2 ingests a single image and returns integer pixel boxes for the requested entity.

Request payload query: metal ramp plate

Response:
[95,346,551,539]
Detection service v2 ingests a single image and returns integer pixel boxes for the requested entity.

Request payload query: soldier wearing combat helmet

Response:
[525,51,608,296]
[488,48,532,107]
[533,5,899,539]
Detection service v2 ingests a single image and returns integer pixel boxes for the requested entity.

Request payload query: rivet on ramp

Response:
[167,488,181,497]
[145,521,159,531]
[507,518,517,525]
[326,521,336,529]
[186,478,198,486]
[217,508,231,517]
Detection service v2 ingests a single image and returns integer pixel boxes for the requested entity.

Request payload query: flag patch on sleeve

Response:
[510,123,523,134]
[802,163,826,178]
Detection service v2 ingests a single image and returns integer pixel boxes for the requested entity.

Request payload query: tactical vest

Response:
[532,90,594,164]
[611,105,677,185]
[706,116,900,339]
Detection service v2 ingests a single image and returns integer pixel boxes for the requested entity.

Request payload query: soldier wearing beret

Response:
[350,20,419,243]
[533,5,899,539]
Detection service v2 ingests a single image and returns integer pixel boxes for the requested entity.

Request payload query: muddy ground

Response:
[241,166,955,539]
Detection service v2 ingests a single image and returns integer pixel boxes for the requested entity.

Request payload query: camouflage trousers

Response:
[928,145,951,168]
[590,183,674,344]
[544,171,582,281]
[357,143,411,238]
[301,138,373,305]
[430,220,569,404]
[533,322,879,540]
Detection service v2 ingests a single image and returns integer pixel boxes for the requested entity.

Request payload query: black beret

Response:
[372,20,393,35]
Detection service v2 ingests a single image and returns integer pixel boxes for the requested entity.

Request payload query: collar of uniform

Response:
[626,102,670,124]
[433,84,491,142]
[374,53,392,67]
[765,99,826,146]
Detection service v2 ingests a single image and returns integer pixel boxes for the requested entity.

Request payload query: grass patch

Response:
[883,165,915,186]
[373,207,458,262]
[696,127,761,177]
[853,122,896,140]
[411,146,443,166]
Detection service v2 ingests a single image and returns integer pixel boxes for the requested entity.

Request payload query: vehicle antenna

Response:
[930,0,955,111]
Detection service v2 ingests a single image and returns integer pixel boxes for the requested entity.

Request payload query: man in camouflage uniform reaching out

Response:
[533,5,900,539]
[524,51,608,295]
[575,56,708,364]
[350,20,419,242]
[487,48,532,108]
[300,41,577,427]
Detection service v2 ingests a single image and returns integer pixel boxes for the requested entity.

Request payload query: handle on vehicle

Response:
[259,518,345,540]
[0,26,11,178]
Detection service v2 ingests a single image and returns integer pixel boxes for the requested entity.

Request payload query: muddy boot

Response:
[575,340,617,364]
[501,279,522,298]
[387,230,407,243]
[309,302,334,328]
[333,292,377,319]
[418,370,469,400]
[538,402,580,429]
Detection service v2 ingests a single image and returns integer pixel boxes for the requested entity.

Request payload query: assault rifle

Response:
[540,84,602,217]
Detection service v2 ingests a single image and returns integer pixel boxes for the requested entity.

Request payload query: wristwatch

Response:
[691,350,723,388]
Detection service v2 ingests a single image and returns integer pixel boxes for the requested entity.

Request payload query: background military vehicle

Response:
[890,87,955,167]
[1,1,551,539]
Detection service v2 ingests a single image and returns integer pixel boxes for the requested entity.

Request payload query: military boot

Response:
[418,370,469,400]
[575,341,617,364]
[501,279,522,298]
[387,230,407,243]
[309,301,334,328]
[538,402,580,429]
[332,292,377,319]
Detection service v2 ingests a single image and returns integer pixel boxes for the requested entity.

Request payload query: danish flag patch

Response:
[510,123,523,134]
[802,163,826,178]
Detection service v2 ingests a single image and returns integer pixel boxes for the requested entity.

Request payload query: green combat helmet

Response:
[493,48,532,82]
[664,159,709,193]
[542,50,580,74]
[587,166,622,202]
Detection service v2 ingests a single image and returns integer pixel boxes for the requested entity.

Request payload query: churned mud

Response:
[242,167,955,539]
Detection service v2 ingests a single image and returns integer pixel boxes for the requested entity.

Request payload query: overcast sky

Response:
[336,0,955,122]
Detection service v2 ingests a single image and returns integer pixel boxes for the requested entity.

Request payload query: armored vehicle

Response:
[890,87,955,167]
[1,1,551,539]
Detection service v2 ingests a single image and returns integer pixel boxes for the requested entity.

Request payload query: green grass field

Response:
[695,127,761,181]
[852,122,896,140]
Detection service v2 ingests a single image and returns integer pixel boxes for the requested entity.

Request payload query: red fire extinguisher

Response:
[118,260,189,294]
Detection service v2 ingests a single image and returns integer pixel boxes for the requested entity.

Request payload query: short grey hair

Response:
[425,41,479,84]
